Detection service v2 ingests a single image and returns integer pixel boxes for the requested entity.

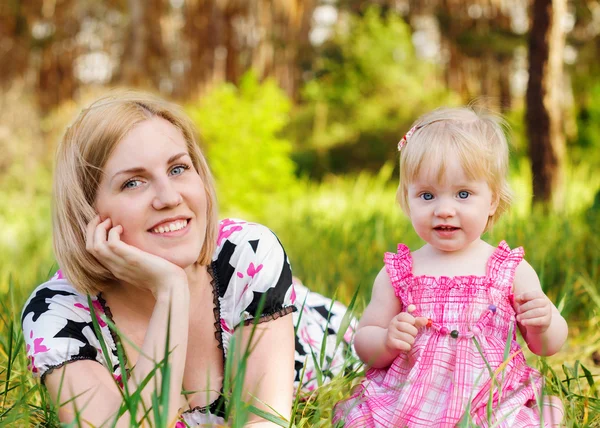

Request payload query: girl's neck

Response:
[423,238,487,257]
[412,238,495,278]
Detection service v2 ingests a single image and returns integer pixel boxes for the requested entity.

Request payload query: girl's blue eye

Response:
[421,193,434,201]
[458,190,470,199]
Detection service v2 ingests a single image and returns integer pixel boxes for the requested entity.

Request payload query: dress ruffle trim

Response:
[243,305,297,326]
[40,355,104,385]
[383,244,412,297]
[384,241,525,294]
[487,240,525,287]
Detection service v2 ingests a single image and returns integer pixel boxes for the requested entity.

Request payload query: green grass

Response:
[1,164,600,426]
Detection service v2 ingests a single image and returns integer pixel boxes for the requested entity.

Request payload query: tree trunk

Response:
[525,0,566,209]
[116,0,167,88]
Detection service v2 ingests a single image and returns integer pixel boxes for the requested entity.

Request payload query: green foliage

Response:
[576,81,600,157]
[0,166,54,291]
[288,6,459,176]
[1,163,600,426]
[188,72,300,218]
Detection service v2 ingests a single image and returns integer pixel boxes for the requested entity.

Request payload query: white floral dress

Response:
[22,219,355,426]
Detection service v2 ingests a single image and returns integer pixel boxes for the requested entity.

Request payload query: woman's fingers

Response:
[87,217,124,268]
[85,215,102,253]
[106,225,124,253]
[92,218,111,253]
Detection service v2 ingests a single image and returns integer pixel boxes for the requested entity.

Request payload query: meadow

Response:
[1,158,599,427]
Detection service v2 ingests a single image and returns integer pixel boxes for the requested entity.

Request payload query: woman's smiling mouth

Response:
[149,218,191,235]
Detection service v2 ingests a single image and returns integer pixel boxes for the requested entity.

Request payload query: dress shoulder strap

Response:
[486,240,525,289]
[383,244,412,299]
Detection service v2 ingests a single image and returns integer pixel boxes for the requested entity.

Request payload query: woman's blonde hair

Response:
[53,91,218,295]
[397,106,512,230]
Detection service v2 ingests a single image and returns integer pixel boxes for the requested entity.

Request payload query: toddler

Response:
[334,107,568,427]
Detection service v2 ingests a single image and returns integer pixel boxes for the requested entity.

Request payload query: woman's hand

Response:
[86,215,187,296]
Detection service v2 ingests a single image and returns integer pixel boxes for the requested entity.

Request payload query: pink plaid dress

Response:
[334,241,545,427]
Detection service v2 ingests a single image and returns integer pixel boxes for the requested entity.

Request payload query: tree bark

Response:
[525,0,566,209]
[116,0,167,88]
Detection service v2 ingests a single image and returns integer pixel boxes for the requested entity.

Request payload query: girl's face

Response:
[406,152,498,253]
[94,117,208,268]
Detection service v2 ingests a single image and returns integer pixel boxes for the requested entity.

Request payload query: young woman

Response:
[22,92,353,427]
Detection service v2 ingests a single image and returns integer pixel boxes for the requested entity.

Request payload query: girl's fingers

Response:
[517,306,550,321]
[392,320,418,337]
[395,312,416,324]
[388,338,411,352]
[520,316,551,327]
[516,299,546,313]
[414,317,428,328]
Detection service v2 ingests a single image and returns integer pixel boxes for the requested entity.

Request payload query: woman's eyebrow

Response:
[110,152,189,183]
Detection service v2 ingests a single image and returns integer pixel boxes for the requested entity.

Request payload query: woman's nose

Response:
[152,181,183,210]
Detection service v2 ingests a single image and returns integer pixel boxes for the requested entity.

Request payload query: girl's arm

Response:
[512,259,568,356]
[354,267,426,369]
[44,279,190,427]
[233,315,295,427]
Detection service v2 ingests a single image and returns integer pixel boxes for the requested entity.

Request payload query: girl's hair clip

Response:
[397,124,422,151]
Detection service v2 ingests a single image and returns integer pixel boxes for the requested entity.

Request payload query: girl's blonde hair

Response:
[53,91,218,295]
[397,106,512,230]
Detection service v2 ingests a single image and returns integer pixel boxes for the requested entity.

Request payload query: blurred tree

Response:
[113,0,168,88]
[180,0,316,99]
[0,0,81,112]
[288,6,457,177]
[0,1,31,88]
[526,0,567,208]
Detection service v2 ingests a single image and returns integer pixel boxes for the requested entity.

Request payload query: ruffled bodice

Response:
[384,241,523,341]
[334,241,544,428]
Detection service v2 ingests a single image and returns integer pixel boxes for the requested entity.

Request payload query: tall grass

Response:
[1,163,599,426]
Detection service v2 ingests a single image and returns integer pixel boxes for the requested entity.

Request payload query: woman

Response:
[21,92,354,427]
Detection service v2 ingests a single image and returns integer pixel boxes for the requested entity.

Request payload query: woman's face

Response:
[95,116,208,269]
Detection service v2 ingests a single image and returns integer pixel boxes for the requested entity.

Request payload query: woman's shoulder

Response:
[21,272,113,380]
[21,272,91,326]
[212,219,294,343]
[214,218,283,258]
[216,218,278,244]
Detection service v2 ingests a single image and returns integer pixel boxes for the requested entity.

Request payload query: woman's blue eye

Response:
[458,191,470,199]
[421,193,434,201]
[171,165,189,176]
[122,179,141,190]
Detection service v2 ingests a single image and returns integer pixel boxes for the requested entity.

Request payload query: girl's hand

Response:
[385,306,428,353]
[513,291,553,334]
[86,215,187,296]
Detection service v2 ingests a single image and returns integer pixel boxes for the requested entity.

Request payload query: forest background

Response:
[1,0,600,426]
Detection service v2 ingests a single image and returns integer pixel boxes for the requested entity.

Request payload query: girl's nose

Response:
[152,181,183,210]
[434,200,456,218]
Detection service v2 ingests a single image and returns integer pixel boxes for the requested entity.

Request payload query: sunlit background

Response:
[1,0,600,425]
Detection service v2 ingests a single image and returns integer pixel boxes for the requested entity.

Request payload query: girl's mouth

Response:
[434,226,459,231]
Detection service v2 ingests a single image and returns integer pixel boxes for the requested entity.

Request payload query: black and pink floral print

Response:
[22,219,355,426]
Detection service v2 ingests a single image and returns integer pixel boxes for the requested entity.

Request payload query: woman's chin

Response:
[146,249,200,270]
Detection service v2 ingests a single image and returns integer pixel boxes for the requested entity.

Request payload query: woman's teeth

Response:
[152,220,187,234]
